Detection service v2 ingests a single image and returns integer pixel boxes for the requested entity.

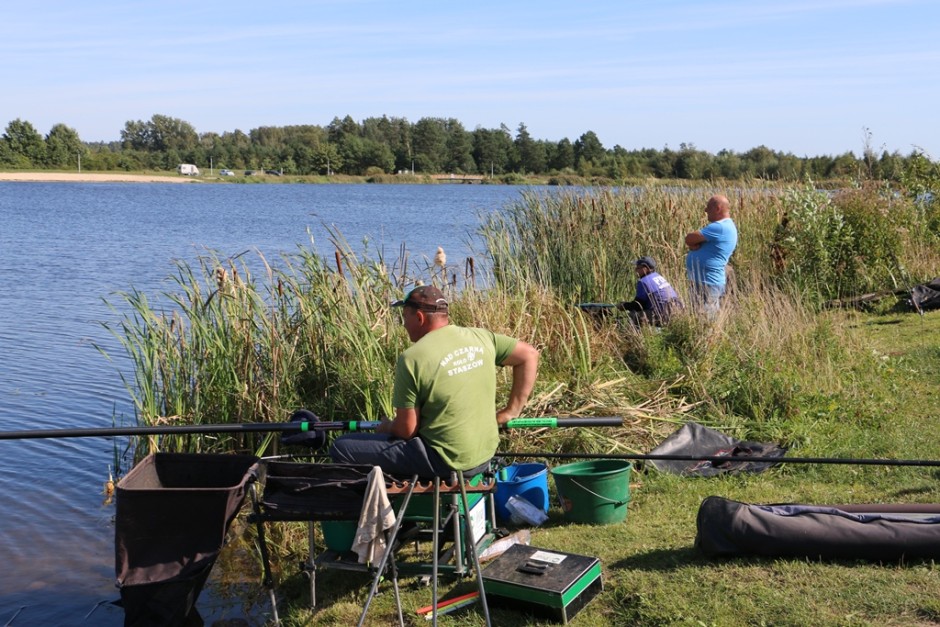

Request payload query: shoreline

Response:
[0,172,200,184]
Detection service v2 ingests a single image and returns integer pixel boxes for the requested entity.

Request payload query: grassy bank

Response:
[237,309,940,627]
[104,182,940,625]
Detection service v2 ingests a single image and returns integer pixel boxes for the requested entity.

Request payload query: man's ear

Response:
[414,309,427,325]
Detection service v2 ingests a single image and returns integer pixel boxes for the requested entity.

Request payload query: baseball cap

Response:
[635,256,657,271]
[391,285,449,312]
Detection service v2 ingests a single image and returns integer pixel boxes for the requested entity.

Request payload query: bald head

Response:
[705,195,731,222]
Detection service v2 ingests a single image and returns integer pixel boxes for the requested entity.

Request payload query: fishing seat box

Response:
[482,544,602,624]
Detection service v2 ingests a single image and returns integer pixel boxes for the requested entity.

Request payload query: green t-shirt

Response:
[392,325,518,471]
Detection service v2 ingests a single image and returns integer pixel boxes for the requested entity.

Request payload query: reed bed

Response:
[105,181,939,461]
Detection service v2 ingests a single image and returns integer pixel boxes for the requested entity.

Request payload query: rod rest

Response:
[385,474,496,495]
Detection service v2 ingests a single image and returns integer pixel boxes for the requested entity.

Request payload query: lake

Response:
[0,181,546,625]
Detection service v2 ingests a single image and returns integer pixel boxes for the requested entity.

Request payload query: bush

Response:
[772,185,855,303]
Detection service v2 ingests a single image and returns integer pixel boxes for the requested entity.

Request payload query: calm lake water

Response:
[0,181,546,625]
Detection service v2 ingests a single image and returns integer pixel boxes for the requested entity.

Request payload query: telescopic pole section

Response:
[504,417,622,429]
[498,451,940,468]
[0,421,370,441]
[0,416,621,441]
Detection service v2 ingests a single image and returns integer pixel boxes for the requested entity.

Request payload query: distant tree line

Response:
[1,114,937,183]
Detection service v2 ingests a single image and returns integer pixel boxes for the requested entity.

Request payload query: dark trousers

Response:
[329,433,489,479]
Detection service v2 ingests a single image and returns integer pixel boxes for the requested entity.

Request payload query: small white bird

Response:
[434,246,446,268]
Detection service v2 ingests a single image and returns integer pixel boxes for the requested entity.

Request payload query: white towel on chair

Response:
[352,466,396,564]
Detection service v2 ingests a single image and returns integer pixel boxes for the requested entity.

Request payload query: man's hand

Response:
[375,415,394,434]
[685,230,706,250]
[496,408,515,427]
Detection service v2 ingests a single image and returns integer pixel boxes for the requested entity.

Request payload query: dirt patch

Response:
[0,172,201,184]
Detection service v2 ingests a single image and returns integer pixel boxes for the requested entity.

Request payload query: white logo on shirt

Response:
[440,345,485,376]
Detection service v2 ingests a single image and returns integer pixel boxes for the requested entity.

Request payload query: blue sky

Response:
[2,0,938,158]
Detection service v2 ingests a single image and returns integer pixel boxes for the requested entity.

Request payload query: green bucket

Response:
[321,520,357,552]
[551,459,632,525]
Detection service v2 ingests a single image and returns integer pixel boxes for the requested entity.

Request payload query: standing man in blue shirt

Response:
[685,195,738,319]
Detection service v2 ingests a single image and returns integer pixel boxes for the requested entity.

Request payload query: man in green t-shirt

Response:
[330,285,539,478]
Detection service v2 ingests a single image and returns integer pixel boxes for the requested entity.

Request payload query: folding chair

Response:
[249,461,406,624]
[358,468,497,626]
[251,461,497,626]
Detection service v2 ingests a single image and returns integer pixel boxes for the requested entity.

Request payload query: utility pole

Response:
[77,152,81,173]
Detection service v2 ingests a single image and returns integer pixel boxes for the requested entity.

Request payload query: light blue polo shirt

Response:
[685,218,738,286]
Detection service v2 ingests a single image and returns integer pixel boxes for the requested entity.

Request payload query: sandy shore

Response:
[0,172,201,183]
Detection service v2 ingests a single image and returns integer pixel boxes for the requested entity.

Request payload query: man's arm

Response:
[685,230,706,250]
[618,300,643,312]
[378,406,420,438]
[496,341,540,426]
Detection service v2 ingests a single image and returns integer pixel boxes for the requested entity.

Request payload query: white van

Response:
[177,164,200,176]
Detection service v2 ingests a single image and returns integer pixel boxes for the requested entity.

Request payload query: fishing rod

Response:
[499,451,940,468]
[5,419,935,468]
[0,416,624,441]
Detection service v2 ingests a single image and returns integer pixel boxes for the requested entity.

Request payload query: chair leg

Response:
[249,483,281,626]
[448,472,465,577]
[357,474,418,627]
[458,470,492,627]
[432,475,441,625]
[306,521,316,607]
[391,558,405,627]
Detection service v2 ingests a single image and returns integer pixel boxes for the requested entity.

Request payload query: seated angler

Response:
[330,285,539,479]
[618,256,683,325]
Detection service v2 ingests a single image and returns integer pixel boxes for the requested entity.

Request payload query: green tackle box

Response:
[482,544,602,624]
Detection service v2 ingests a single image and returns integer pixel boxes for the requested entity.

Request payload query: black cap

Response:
[635,256,656,271]
[391,285,449,312]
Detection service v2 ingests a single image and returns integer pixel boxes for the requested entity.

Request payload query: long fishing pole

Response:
[7,419,935,468]
[498,451,940,468]
[0,416,624,441]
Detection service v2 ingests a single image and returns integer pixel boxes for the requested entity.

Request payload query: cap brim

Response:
[391,299,406,307]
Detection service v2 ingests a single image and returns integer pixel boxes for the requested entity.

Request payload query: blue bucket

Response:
[494,462,549,522]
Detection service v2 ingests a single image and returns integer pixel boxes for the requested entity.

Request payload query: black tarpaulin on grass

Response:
[648,422,787,476]
[911,277,940,314]
[115,453,259,627]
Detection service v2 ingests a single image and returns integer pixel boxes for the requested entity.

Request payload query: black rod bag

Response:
[696,496,940,562]
[115,453,260,627]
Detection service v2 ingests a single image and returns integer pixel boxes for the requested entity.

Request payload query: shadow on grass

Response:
[609,546,703,572]
[274,565,373,613]
[889,474,940,499]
